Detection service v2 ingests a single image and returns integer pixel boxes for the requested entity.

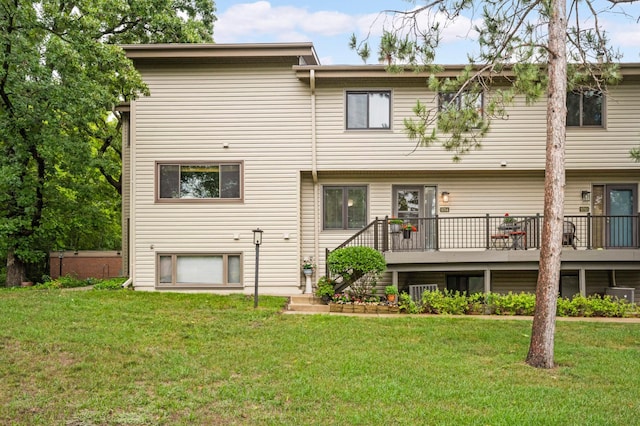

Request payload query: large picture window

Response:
[346,91,391,129]
[158,162,241,201]
[158,254,242,287]
[567,90,603,127]
[323,186,367,230]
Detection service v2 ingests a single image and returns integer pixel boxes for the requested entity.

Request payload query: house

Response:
[120,42,640,302]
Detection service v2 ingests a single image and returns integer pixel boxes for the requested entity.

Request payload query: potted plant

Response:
[402,223,417,239]
[388,217,404,233]
[302,257,316,276]
[385,285,399,303]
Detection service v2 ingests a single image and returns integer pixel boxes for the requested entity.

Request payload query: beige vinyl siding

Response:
[313,81,640,171]
[131,63,311,292]
[491,271,538,293]
[121,112,131,277]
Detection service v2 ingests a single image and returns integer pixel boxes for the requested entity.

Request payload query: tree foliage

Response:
[0,1,215,285]
[353,0,636,368]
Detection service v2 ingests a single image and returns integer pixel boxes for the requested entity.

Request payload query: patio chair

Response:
[562,221,577,249]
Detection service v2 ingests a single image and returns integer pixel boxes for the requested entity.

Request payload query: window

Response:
[438,91,484,114]
[346,91,391,129]
[567,91,603,127]
[323,186,367,230]
[158,162,241,201]
[158,254,242,287]
[446,274,484,294]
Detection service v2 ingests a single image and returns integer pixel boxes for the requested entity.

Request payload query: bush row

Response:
[396,290,638,318]
[34,275,127,290]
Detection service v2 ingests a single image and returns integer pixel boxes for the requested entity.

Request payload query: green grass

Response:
[1,290,639,425]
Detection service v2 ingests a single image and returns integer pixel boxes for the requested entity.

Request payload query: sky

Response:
[213,0,640,65]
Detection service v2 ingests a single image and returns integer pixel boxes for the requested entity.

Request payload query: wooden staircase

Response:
[285,295,330,314]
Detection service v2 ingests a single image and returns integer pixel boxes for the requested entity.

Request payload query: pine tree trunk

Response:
[526,0,568,369]
[6,249,27,287]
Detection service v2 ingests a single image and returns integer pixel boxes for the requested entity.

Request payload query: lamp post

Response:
[58,249,64,278]
[252,228,263,308]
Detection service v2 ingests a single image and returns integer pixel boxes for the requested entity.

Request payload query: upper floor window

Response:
[158,162,241,201]
[567,90,603,127]
[323,186,367,230]
[438,91,484,115]
[346,91,391,129]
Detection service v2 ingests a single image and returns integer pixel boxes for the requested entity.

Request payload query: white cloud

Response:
[215,1,355,43]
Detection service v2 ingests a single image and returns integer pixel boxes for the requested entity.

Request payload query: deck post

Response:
[484,269,491,293]
[578,268,586,296]
[374,216,379,251]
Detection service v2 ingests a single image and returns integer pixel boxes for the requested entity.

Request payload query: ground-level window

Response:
[446,274,484,294]
[323,186,367,230]
[560,273,580,299]
[157,162,242,201]
[158,254,242,287]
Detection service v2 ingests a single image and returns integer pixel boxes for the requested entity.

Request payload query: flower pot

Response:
[303,269,313,276]
[390,223,402,233]
[20,281,34,287]
[387,294,396,303]
[403,229,412,239]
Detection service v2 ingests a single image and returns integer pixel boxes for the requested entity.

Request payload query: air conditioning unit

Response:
[409,284,438,302]
[605,287,635,303]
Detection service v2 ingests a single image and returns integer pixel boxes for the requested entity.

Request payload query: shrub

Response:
[35,275,89,289]
[93,278,127,290]
[489,292,536,316]
[327,246,386,280]
[421,289,471,315]
[398,292,421,314]
[556,297,578,317]
[315,276,335,300]
[327,246,386,299]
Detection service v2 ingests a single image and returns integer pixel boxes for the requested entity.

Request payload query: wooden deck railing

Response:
[327,214,640,268]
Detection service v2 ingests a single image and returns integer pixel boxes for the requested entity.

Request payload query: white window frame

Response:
[157,253,243,288]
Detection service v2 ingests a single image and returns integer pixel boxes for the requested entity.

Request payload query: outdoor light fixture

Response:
[581,190,591,202]
[58,249,64,278]
[441,191,450,203]
[253,228,263,246]
[252,228,263,308]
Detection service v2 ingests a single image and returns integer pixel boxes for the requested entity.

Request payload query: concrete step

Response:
[287,304,330,313]
[289,295,325,305]
[286,295,330,313]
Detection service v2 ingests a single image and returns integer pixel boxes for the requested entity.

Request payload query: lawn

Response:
[1,289,639,425]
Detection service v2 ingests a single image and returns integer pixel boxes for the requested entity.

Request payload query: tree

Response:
[353,0,636,368]
[0,1,215,286]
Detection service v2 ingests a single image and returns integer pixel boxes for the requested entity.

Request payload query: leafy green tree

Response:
[354,0,636,368]
[0,1,215,286]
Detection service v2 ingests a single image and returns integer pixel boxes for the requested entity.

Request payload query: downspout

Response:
[121,277,133,288]
[310,69,320,274]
